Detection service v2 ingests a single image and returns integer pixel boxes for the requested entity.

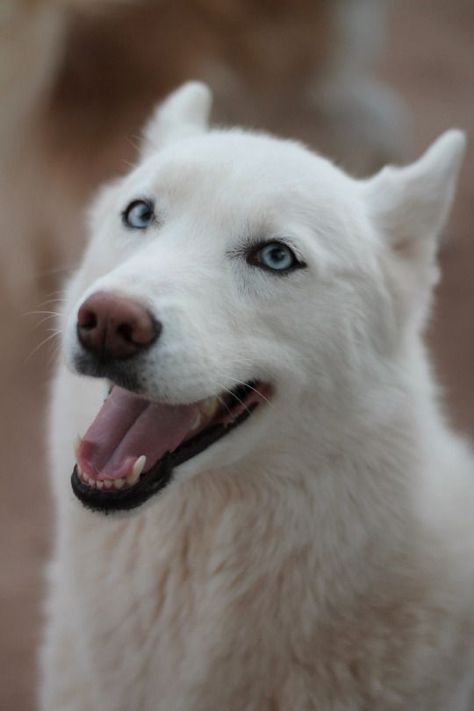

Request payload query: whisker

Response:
[47,340,62,369]
[24,330,61,365]
[23,309,62,331]
[215,394,233,418]
[217,384,253,416]
[127,134,141,153]
[33,295,65,310]
[222,375,273,407]
[23,310,61,318]
[33,315,60,330]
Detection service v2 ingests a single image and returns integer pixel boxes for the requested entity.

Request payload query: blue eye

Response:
[122,199,155,230]
[247,241,303,274]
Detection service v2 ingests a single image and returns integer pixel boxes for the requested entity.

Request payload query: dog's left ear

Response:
[140,81,212,158]
[364,130,466,258]
[362,130,466,329]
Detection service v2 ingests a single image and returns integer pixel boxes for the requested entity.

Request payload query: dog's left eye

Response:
[247,241,303,274]
[122,199,155,230]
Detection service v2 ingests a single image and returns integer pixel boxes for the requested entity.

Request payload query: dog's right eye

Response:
[122,199,155,230]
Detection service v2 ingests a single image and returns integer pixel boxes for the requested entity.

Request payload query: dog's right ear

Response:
[140,82,212,159]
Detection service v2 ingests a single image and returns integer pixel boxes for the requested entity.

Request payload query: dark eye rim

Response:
[245,239,306,275]
[121,198,156,230]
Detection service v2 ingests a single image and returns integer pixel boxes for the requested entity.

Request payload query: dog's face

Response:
[63,83,465,513]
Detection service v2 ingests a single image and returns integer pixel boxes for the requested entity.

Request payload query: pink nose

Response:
[77,291,159,360]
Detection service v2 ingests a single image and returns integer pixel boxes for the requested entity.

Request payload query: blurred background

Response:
[0,0,473,708]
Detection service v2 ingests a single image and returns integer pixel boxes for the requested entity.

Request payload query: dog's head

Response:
[64,82,465,513]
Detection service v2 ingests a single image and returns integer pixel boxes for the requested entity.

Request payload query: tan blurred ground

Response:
[1,1,473,709]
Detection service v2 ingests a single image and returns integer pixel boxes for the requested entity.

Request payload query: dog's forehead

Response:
[126,131,356,217]
[114,131,375,271]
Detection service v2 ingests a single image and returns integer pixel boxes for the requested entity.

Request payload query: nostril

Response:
[117,322,134,344]
[78,309,98,331]
[116,314,161,347]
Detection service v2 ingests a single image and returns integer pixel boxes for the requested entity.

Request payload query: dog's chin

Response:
[71,377,272,515]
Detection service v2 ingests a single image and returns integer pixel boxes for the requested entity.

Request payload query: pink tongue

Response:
[78,386,200,480]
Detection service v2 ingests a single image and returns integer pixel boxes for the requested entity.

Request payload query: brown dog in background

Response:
[0,0,407,301]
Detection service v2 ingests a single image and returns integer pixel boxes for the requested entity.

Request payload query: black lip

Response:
[73,352,143,393]
[71,402,258,514]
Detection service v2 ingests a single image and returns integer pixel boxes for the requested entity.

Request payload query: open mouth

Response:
[71,380,271,513]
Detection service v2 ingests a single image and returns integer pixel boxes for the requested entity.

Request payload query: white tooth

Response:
[96,481,104,490]
[103,480,112,489]
[74,435,82,459]
[201,397,219,418]
[129,456,146,485]
[114,478,125,490]
[190,412,202,431]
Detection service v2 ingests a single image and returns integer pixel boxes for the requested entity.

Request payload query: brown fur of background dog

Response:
[0,0,404,301]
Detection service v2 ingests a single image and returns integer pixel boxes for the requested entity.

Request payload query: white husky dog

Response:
[42,82,474,710]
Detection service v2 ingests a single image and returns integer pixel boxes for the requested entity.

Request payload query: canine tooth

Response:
[114,478,125,489]
[129,456,146,485]
[127,472,138,486]
[190,412,202,431]
[200,397,219,418]
[103,480,112,489]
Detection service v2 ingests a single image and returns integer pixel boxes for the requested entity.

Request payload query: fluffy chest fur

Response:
[50,458,474,711]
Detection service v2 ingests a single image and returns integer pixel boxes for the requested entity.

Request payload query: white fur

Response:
[41,83,474,710]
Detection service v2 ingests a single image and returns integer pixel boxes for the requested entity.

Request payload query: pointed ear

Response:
[140,81,212,158]
[363,130,466,259]
[362,130,466,331]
